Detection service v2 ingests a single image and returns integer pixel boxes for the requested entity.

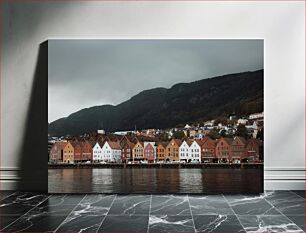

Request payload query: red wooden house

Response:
[215,137,233,163]
[81,139,93,162]
[201,137,216,162]
[120,136,135,163]
[49,141,67,162]
[231,136,246,162]
[71,141,82,163]
[144,142,155,163]
[245,138,260,161]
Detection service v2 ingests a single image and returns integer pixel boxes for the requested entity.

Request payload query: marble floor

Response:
[0,190,304,232]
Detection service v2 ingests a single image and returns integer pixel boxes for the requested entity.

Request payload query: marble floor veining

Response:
[0,190,304,232]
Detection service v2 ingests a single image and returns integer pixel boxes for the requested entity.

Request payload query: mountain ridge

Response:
[49,69,263,136]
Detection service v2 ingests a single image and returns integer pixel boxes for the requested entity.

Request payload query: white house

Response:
[92,141,103,162]
[179,140,191,162]
[189,141,201,162]
[101,141,122,162]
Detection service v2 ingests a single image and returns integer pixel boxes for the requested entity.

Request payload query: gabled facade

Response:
[101,141,122,162]
[215,137,233,162]
[144,142,156,163]
[120,136,135,163]
[201,137,216,162]
[179,140,190,162]
[156,142,167,161]
[245,138,260,161]
[189,140,201,162]
[166,139,181,162]
[63,141,75,163]
[82,140,93,161]
[71,142,83,163]
[132,141,144,161]
[49,141,67,162]
[92,141,104,162]
[231,136,246,162]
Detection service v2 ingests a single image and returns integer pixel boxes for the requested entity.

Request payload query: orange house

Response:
[156,142,167,161]
[63,141,75,163]
[166,139,182,162]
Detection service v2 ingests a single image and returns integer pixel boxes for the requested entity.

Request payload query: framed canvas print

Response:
[48,39,263,194]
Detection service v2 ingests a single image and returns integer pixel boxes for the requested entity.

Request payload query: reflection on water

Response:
[48,168,263,194]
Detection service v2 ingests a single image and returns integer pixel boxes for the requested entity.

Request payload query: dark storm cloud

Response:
[48,39,263,122]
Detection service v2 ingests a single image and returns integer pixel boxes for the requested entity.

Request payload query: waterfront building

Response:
[81,139,93,162]
[245,138,260,161]
[156,142,167,162]
[93,141,104,162]
[215,137,233,163]
[71,141,83,163]
[201,137,216,163]
[144,142,156,163]
[120,136,135,163]
[179,140,191,162]
[230,136,246,163]
[49,141,67,162]
[132,141,144,162]
[101,141,122,162]
[63,141,75,163]
[166,139,182,162]
[189,140,201,162]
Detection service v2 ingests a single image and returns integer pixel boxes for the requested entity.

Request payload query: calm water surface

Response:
[48,168,263,194]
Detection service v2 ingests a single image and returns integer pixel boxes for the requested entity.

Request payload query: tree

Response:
[206,129,220,140]
[157,132,169,141]
[236,124,248,139]
[172,131,186,140]
[213,116,228,126]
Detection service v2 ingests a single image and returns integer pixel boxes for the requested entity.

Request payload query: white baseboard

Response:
[0,167,304,191]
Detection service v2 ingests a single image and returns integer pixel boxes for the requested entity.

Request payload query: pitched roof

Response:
[222,137,234,145]
[107,141,121,150]
[234,136,246,145]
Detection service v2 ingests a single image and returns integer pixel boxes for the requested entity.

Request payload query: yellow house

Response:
[165,139,182,162]
[63,141,75,163]
[132,141,144,162]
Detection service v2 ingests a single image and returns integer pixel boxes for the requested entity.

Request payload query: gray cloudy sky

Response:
[48,39,263,122]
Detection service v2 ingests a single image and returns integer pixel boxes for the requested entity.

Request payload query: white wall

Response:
[1,1,304,190]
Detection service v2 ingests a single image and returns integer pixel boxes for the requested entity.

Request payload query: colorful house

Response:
[63,141,75,163]
[245,138,260,161]
[93,140,104,162]
[201,137,216,163]
[81,139,93,162]
[49,141,67,162]
[189,140,201,162]
[231,136,246,163]
[144,142,156,163]
[71,141,83,163]
[120,136,135,163]
[132,141,144,162]
[166,139,182,162]
[156,142,167,162]
[101,141,122,162]
[179,140,191,162]
[215,137,233,163]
